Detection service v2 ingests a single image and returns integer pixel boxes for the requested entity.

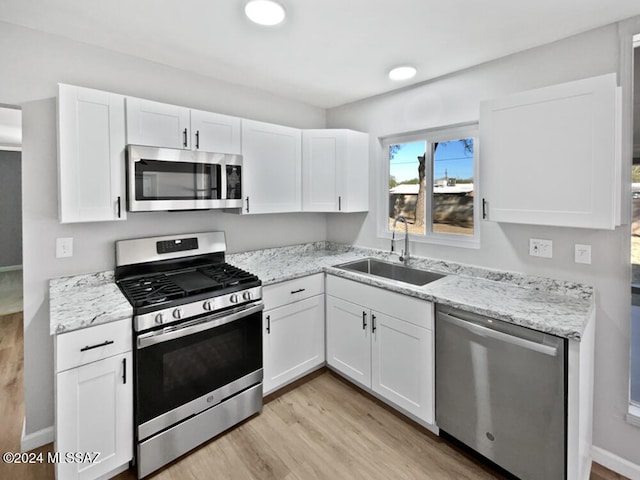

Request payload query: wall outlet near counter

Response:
[575,244,591,264]
[56,237,73,258]
[529,238,553,258]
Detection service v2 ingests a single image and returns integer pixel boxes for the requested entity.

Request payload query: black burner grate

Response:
[197,264,258,288]
[118,275,184,308]
[117,263,259,309]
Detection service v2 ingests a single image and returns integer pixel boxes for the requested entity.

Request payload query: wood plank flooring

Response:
[0,311,629,480]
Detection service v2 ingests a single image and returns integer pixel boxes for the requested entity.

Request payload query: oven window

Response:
[135,160,222,200]
[136,310,262,426]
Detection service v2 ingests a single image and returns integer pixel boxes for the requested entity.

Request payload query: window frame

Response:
[378,122,480,249]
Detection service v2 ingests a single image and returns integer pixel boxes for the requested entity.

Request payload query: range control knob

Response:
[203,301,213,311]
[173,308,184,319]
[243,291,253,301]
[154,313,165,325]
[230,294,239,304]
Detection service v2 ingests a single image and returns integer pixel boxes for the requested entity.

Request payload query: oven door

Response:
[135,302,263,441]
[127,144,233,211]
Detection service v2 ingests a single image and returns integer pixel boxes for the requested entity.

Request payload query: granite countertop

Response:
[228,243,594,341]
[50,242,594,340]
[49,271,132,335]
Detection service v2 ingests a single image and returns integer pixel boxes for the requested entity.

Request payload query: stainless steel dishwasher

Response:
[435,304,567,480]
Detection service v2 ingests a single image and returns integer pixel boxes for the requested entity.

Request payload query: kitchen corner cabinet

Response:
[325,275,434,426]
[262,274,325,395]
[241,119,302,214]
[125,97,241,153]
[57,84,126,223]
[302,129,369,212]
[55,319,133,480]
[480,73,621,229]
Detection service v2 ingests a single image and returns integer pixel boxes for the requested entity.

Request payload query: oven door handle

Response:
[137,302,264,349]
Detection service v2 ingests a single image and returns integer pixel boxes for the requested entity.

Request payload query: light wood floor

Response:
[0,311,629,480]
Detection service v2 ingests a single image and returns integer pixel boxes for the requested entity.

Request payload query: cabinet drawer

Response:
[326,275,433,329]
[263,274,324,311]
[56,318,132,372]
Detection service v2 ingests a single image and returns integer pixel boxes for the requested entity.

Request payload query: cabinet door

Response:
[190,109,241,154]
[241,119,302,214]
[263,295,325,395]
[56,352,133,480]
[326,295,371,388]
[480,73,620,229]
[337,130,369,213]
[57,84,126,223]
[302,129,369,212]
[371,312,433,424]
[302,130,340,212]
[126,97,190,149]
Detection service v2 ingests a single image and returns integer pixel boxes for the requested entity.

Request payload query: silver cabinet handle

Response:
[439,312,558,356]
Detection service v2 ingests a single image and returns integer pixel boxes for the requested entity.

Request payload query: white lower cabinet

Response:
[326,275,434,426]
[55,319,133,480]
[263,275,325,395]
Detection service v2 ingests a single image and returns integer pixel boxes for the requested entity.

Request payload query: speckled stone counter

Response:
[228,242,594,341]
[50,271,132,335]
[49,242,594,340]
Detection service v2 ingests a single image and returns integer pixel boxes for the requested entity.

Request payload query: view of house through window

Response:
[388,136,475,239]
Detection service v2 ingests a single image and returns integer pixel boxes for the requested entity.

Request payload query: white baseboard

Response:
[592,446,640,480]
[21,420,54,452]
[0,264,22,273]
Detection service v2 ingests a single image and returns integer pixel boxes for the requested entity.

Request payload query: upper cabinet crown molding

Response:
[57,83,126,223]
[480,73,621,230]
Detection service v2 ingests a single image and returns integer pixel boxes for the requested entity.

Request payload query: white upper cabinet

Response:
[480,73,621,229]
[241,119,302,214]
[125,98,242,153]
[302,129,369,212]
[57,84,126,223]
[126,97,190,149]
[190,109,241,154]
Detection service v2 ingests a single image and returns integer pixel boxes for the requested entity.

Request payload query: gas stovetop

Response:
[117,262,259,309]
[114,232,263,332]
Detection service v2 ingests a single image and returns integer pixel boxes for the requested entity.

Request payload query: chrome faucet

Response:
[391,215,410,266]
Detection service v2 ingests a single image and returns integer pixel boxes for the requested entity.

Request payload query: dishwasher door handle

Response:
[439,312,559,357]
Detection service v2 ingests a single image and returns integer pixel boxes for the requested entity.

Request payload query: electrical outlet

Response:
[529,238,552,258]
[56,237,73,258]
[575,244,591,264]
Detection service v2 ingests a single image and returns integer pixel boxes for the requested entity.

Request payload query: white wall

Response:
[0,22,327,440]
[327,22,640,468]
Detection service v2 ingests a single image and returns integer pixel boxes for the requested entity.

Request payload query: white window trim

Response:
[378,122,480,249]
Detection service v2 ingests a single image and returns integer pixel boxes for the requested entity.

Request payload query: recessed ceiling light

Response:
[388,66,417,81]
[245,0,286,26]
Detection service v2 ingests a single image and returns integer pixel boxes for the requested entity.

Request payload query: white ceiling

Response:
[2,0,640,108]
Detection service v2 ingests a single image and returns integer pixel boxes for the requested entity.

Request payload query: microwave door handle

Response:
[221,165,228,203]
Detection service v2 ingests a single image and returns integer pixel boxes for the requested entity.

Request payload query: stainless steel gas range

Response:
[115,231,263,478]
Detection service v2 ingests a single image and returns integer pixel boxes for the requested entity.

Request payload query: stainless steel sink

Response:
[335,258,445,286]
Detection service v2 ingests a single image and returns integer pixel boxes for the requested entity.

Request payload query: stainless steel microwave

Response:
[126,144,243,212]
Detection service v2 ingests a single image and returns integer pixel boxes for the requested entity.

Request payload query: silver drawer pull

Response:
[80,340,114,352]
[291,288,306,294]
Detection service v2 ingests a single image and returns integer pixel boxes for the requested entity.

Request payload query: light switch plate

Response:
[529,238,552,258]
[575,244,591,264]
[56,237,73,258]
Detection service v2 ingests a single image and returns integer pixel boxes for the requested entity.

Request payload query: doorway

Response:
[0,106,22,315]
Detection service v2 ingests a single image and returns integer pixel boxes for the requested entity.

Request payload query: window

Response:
[381,124,479,248]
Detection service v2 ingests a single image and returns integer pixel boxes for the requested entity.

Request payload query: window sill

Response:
[378,230,480,250]
[627,404,640,428]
